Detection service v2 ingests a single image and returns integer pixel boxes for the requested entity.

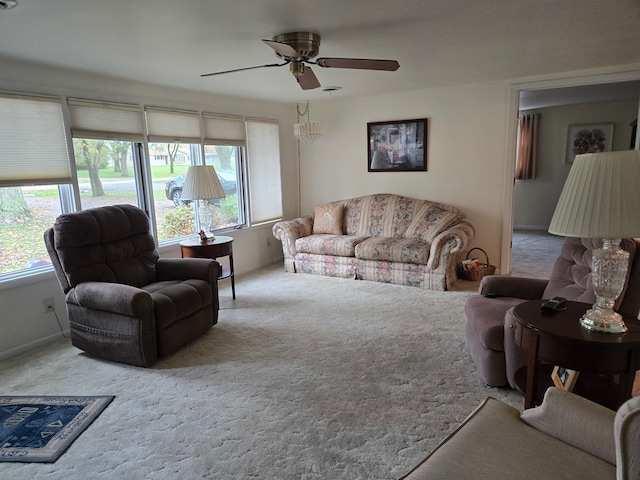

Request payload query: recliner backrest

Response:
[44,204,159,292]
[542,237,637,309]
[618,239,640,319]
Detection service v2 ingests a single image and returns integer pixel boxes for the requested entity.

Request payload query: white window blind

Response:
[0,94,71,187]
[145,107,201,143]
[246,119,282,224]
[68,98,144,141]
[203,113,246,146]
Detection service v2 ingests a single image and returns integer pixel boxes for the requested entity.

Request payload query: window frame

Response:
[0,93,284,284]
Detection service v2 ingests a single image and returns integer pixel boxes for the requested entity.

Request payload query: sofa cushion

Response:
[355,237,430,265]
[296,234,368,257]
[345,193,423,237]
[405,203,463,243]
[520,387,616,465]
[313,203,344,235]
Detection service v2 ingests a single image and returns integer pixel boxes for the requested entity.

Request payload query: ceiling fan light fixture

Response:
[295,101,322,144]
[202,31,399,92]
[290,62,305,77]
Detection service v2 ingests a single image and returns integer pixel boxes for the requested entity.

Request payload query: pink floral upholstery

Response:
[272,194,475,290]
[355,237,430,265]
[296,234,368,257]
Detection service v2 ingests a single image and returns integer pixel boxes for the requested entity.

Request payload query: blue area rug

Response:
[0,395,114,463]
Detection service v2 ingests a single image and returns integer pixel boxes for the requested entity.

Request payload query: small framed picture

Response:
[367,118,428,172]
[551,366,579,392]
[565,123,614,164]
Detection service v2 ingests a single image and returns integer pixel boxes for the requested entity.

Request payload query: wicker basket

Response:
[459,248,496,281]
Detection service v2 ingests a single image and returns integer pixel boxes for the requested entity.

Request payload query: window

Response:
[72,138,141,209]
[0,94,71,277]
[204,145,243,231]
[146,107,204,242]
[202,113,247,232]
[247,119,282,224]
[1,93,284,281]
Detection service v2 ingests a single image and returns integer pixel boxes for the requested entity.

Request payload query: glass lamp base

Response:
[580,308,628,333]
[198,200,213,234]
[580,238,629,334]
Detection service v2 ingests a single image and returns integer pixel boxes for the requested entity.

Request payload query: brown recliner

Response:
[465,237,640,388]
[44,204,220,367]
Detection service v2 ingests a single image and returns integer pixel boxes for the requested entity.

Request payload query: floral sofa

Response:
[272,193,475,290]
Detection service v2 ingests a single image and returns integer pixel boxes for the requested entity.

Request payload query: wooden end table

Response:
[512,299,640,409]
[180,236,235,299]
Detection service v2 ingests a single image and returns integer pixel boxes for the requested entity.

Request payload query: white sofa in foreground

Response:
[400,387,640,480]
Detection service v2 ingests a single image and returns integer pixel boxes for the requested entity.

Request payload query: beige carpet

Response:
[511,229,565,278]
[0,266,520,479]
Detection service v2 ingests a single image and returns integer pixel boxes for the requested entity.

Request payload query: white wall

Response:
[2,57,640,359]
[0,58,298,358]
[299,81,511,272]
[514,100,639,229]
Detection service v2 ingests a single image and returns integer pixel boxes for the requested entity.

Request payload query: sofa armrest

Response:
[480,275,549,299]
[520,387,616,465]
[69,281,153,317]
[615,395,640,480]
[156,257,220,284]
[427,220,476,271]
[272,215,314,271]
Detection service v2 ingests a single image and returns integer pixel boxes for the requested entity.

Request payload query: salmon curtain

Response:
[515,113,541,180]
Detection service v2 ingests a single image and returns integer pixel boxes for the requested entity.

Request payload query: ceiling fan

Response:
[201,32,400,90]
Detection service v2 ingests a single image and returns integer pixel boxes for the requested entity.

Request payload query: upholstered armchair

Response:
[44,204,220,367]
[465,237,640,388]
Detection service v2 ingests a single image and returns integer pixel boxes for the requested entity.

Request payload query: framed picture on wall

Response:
[367,118,428,172]
[565,123,614,164]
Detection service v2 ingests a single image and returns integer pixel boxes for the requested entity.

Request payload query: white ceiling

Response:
[0,0,638,104]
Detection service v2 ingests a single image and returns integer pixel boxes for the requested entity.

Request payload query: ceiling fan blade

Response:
[315,58,400,71]
[295,66,321,90]
[201,62,287,77]
[262,39,301,59]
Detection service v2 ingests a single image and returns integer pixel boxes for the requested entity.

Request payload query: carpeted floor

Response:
[511,229,565,278]
[0,265,520,480]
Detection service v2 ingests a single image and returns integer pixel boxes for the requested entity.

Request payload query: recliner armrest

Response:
[520,387,616,465]
[69,281,153,317]
[156,257,220,284]
[479,275,549,299]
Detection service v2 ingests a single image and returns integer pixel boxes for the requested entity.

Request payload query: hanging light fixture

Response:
[294,101,322,144]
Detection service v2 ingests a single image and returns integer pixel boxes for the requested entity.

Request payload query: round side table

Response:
[180,236,235,299]
[511,299,640,409]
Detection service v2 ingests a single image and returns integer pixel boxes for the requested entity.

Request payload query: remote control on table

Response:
[541,296,566,311]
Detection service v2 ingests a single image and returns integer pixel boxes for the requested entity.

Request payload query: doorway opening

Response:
[505,75,640,276]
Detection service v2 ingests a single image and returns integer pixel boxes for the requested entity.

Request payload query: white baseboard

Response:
[0,331,69,361]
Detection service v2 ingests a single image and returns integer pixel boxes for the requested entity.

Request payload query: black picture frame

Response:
[367,118,428,172]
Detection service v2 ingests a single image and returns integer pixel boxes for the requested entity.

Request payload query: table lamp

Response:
[548,149,640,333]
[180,165,226,238]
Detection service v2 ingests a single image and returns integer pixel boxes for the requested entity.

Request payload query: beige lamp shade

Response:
[548,150,640,239]
[181,165,226,200]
